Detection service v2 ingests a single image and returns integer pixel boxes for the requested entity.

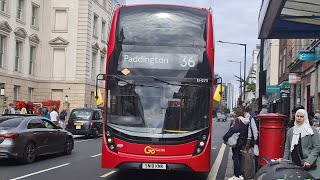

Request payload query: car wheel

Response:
[92,129,99,139]
[64,137,74,155]
[22,142,36,164]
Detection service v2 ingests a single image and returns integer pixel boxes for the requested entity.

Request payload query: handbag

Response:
[241,149,256,179]
[225,132,240,147]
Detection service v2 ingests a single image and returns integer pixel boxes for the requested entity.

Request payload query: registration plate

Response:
[142,163,166,170]
[76,126,81,129]
[74,122,83,126]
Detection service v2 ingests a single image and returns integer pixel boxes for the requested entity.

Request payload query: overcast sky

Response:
[125,0,261,97]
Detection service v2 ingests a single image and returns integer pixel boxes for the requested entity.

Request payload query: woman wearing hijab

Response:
[283,109,320,179]
[223,107,249,178]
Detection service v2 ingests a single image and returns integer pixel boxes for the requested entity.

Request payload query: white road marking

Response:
[100,171,116,178]
[207,143,226,180]
[90,153,102,158]
[75,139,95,143]
[10,163,70,180]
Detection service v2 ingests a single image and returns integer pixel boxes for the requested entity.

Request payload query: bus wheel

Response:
[196,172,209,180]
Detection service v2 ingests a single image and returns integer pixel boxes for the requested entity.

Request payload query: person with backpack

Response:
[59,109,68,129]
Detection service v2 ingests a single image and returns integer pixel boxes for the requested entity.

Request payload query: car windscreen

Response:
[70,110,92,121]
[0,118,24,128]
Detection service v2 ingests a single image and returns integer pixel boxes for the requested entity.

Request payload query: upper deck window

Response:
[116,5,207,47]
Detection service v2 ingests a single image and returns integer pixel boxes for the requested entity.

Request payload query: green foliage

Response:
[224,108,230,114]
[234,69,257,93]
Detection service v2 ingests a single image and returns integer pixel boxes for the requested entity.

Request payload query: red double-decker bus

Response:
[101,4,214,176]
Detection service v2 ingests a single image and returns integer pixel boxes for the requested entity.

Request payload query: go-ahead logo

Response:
[144,146,165,154]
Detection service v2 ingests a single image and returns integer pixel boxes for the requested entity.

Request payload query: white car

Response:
[217,113,227,122]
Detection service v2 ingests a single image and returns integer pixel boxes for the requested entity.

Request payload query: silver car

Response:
[0,115,74,163]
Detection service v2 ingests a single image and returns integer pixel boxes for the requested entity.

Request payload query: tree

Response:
[224,108,230,114]
[234,69,256,93]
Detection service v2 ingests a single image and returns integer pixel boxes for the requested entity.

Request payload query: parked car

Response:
[0,115,74,164]
[217,113,227,122]
[66,108,103,138]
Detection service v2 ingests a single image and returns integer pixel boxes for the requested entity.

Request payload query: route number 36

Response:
[180,56,196,68]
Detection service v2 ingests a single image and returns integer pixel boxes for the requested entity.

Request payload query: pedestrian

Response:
[59,109,68,129]
[42,108,50,119]
[20,107,27,114]
[308,111,315,126]
[245,107,259,151]
[223,107,249,178]
[259,105,269,115]
[287,105,304,129]
[50,108,59,126]
[8,103,16,114]
[283,109,320,179]
[313,110,320,128]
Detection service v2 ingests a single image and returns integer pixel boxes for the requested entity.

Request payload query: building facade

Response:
[0,0,125,112]
[244,45,260,105]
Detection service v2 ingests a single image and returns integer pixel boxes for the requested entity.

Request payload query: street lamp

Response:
[65,95,68,102]
[227,60,242,103]
[217,40,247,103]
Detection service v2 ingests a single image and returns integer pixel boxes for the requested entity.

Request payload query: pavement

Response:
[224,147,234,180]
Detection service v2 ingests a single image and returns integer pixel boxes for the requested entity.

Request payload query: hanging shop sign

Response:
[266,85,280,93]
[280,88,290,98]
[298,50,320,61]
[289,73,301,84]
[316,46,320,60]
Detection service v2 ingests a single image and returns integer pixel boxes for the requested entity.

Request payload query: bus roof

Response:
[120,4,209,12]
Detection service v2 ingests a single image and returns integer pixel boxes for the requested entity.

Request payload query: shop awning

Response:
[259,0,320,39]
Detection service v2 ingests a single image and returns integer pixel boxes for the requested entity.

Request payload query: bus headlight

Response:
[199,141,205,147]
[105,128,117,153]
[193,131,209,156]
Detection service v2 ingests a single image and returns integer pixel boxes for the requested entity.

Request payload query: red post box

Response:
[256,113,287,166]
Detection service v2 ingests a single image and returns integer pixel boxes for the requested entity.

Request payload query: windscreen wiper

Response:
[112,75,160,88]
[153,77,209,88]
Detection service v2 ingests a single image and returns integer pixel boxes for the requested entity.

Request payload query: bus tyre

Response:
[197,172,209,180]
[22,142,36,164]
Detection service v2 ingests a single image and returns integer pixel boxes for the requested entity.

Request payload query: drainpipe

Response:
[315,63,319,110]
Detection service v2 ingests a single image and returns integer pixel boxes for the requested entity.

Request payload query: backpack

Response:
[59,110,67,119]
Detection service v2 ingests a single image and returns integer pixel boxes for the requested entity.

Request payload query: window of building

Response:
[0,0,6,12]
[282,49,286,75]
[0,35,5,68]
[28,87,33,101]
[29,46,36,74]
[17,0,24,20]
[92,52,96,80]
[54,9,68,31]
[13,85,19,100]
[100,56,105,74]
[103,0,107,8]
[31,4,38,27]
[53,48,66,78]
[15,41,22,72]
[93,15,98,36]
[101,20,106,42]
